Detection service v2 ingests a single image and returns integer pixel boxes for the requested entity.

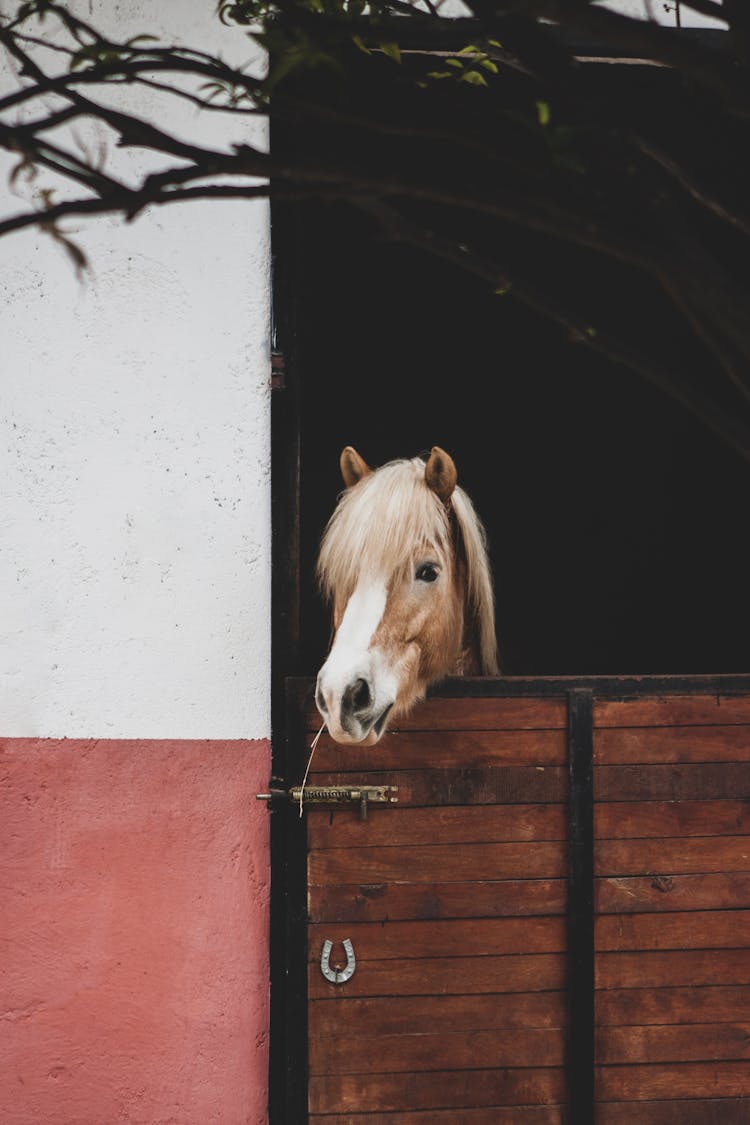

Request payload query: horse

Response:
[315,445,499,745]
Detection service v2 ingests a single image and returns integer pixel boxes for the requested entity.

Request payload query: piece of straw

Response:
[299,722,326,817]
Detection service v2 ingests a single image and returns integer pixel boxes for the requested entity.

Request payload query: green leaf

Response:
[379,41,401,63]
[462,70,487,87]
[536,100,551,126]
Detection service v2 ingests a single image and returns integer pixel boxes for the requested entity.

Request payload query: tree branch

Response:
[356,196,750,463]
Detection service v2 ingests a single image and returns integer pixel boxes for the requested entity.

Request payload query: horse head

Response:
[315,445,498,745]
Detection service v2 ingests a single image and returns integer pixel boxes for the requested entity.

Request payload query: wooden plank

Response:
[596,1061,750,1101]
[308,952,566,999]
[596,800,750,839]
[309,1026,567,1075]
[597,1022,750,1064]
[596,910,750,952]
[597,986,750,1027]
[309,841,567,884]
[307,803,567,849]
[307,917,566,962]
[307,801,749,847]
[308,764,750,807]
[597,873,750,914]
[596,836,750,876]
[598,1098,750,1124]
[309,1067,567,1114]
[305,767,568,804]
[309,878,567,923]
[309,991,567,1037]
[310,1109,566,1125]
[595,724,750,764]
[309,728,568,772]
[595,696,750,728]
[597,950,750,990]
[596,762,750,801]
[306,696,567,733]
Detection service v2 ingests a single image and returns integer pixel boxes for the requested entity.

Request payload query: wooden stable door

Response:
[283,677,750,1123]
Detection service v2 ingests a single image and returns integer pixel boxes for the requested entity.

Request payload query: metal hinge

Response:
[256,784,398,820]
[270,350,285,390]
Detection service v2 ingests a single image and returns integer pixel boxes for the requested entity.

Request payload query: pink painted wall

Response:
[0,739,270,1125]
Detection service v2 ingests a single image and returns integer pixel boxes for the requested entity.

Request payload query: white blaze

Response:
[320,579,388,695]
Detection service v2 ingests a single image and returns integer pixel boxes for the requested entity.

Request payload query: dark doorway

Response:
[284,198,750,677]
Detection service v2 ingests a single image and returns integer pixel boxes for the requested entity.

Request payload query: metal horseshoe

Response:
[320,938,356,984]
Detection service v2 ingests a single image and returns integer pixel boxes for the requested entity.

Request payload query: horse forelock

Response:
[317,457,451,603]
[317,456,499,675]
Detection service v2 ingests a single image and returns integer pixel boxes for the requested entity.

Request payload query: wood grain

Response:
[308,1107,566,1125]
[307,803,567,848]
[596,1060,750,1101]
[597,1098,750,1124]
[596,910,750,952]
[595,696,750,728]
[597,950,750,990]
[597,985,750,1026]
[309,878,567,923]
[596,762,750,801]
[306,800,750,848]
[309,991,567,1037]
[310,1020,750,1076]
[307,916,566,962]
[595,724,750,764]
[309,1067,567,1114]
[309,1026,566,1075]
[596,800,750,839]
[597,1022,750,1064]
[311,871,750,925]
[309,840,567,884]
[597,873,750,914]
[308,952,566,999]
[309,950,750,999]
[596,836,750,876]
[308,728,567,771]
[310,1109,566,1125]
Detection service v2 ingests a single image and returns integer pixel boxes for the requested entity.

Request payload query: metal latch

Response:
[256,784,398,820]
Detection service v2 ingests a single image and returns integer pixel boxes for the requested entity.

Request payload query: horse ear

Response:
[340,446,372,489]
[425,446,458,503]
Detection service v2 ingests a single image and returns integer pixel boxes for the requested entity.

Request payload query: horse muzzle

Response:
[315,670,395,744]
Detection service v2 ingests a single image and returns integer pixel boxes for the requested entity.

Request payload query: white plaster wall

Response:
[441,1,726,26]
[0,2,271,738]
[600,0,725,26]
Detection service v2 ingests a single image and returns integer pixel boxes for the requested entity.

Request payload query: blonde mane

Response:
[317,456,499,675]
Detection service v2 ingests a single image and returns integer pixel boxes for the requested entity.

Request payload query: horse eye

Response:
[415,563,439,583]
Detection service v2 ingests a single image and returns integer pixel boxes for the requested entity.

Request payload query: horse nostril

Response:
[343,677,371,716]
[352,677,371,712]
